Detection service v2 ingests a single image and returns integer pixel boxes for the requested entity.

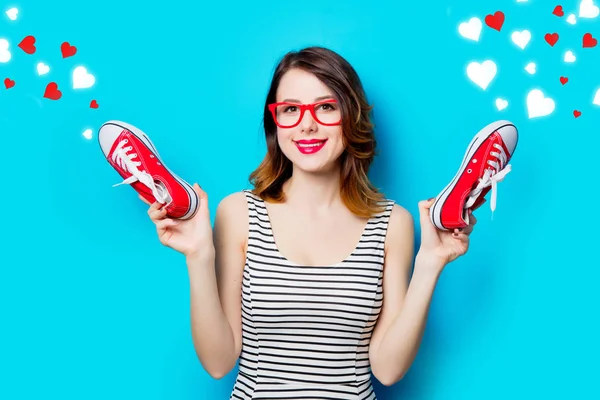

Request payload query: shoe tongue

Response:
[154,180,172,204]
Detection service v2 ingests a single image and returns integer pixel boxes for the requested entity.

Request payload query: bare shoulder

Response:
[216,191,249,216]
[214,191,250,250]
[384,203,415,254]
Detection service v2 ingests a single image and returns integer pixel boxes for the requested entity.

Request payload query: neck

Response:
[282,164,343,212]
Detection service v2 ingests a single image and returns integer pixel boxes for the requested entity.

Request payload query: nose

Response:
[299,108,317,133]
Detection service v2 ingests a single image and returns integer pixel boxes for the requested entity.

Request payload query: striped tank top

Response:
[229,190,395,400]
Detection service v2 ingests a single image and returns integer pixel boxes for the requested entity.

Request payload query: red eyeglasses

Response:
[268,99,342,128]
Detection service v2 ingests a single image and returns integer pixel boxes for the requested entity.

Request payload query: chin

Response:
[290,156,339,174]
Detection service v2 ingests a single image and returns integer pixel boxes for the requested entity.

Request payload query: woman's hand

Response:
[416,197,485,271]
[142,183,214,259]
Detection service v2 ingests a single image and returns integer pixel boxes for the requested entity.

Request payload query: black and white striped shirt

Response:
[230,190,395,400]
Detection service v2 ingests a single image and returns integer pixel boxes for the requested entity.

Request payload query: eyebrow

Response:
[280,95,335,103]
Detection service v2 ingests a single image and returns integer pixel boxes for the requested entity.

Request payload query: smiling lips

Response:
[294,139,327,154]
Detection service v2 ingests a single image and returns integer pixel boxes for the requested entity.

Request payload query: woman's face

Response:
[273,68,345,174]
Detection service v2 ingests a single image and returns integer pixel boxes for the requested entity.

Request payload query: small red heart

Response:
[90,100,99,109]
[4,78,15,89]
[61,41,77,58]
[18,35,36,54]
[545,33,559,46]
[552,5,564,17]
[583,33,597,48]
[560,76,568,85]
[573,110,581,118]
[485,11,505,31]
[43,82,62,100]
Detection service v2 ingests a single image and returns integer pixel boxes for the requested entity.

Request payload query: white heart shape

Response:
[564,50,576,63]
[495,98,508,111]
[72,66,95,89]
[593,89,600,106]
[0,38,11,63]
[37,62,50,76]
[82,129,93,140]
[458,17,482,42]
[525,62,536,74]
[466,60,497,90]
[5,7,18,21]
[527,89,555,119]
[567,13,577,24]
[511,30,531,49]
[579,0,599,18]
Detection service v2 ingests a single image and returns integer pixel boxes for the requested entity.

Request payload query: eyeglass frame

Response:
[267,99,342,129]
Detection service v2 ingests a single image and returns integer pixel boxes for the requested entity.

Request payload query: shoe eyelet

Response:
[472,159,477,163]
[467,169,472,173]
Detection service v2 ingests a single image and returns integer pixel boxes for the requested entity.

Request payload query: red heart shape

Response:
[574,110,581,118]
[552,5,564,17]
[18,35,36,54]
[560,76,568,85]
[545,33,559,46]
[485,11,505,31]
[61,42,77,58]
[90,100,99,109]
[4,78,15,89]
[43,82,62,100]
[583,33,597,48]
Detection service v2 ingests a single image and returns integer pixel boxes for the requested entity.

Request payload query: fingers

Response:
[453,211,477,236]
[418,197,435,210]
[418,198,435,219]
[452,232,469,241]
[156,218,179,230]
[148,202,168,221]
[455,225,473,235]
[469,213,478,225]
[193,183,208,200]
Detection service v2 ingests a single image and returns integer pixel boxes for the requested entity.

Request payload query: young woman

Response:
[143,46,478,399]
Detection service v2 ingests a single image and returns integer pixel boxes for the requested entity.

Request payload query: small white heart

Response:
[82,129,93,140]
[72,66,95,89]
[527,89,555,119]
[0,38,11,63]
[458,17,482,42]
[564,50,576,63]
[466,60,497,90]
[495,98,508,111]
[5,7,18,21]
[593,88,600,106]
[579,0,599,19]
[511,30,531,49]
[525,62,536,74]
[567,13,577,24]
[37,62,50,76]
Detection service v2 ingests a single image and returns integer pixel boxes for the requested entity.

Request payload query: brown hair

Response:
[249,46,386,218]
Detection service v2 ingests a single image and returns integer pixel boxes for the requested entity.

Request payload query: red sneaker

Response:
[98,120,199,220]
[430,120,518,231]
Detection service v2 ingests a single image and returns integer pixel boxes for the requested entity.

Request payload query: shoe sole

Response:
[430,120,515,230]
[98,120,200,220]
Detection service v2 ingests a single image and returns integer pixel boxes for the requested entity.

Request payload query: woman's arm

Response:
[369,204,445,386]
[188,192,248,379]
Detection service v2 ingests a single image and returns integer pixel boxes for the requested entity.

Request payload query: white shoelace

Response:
[110,139,171,204]
[464,143,511,221]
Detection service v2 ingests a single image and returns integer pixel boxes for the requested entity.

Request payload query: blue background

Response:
[1,0,599,398]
